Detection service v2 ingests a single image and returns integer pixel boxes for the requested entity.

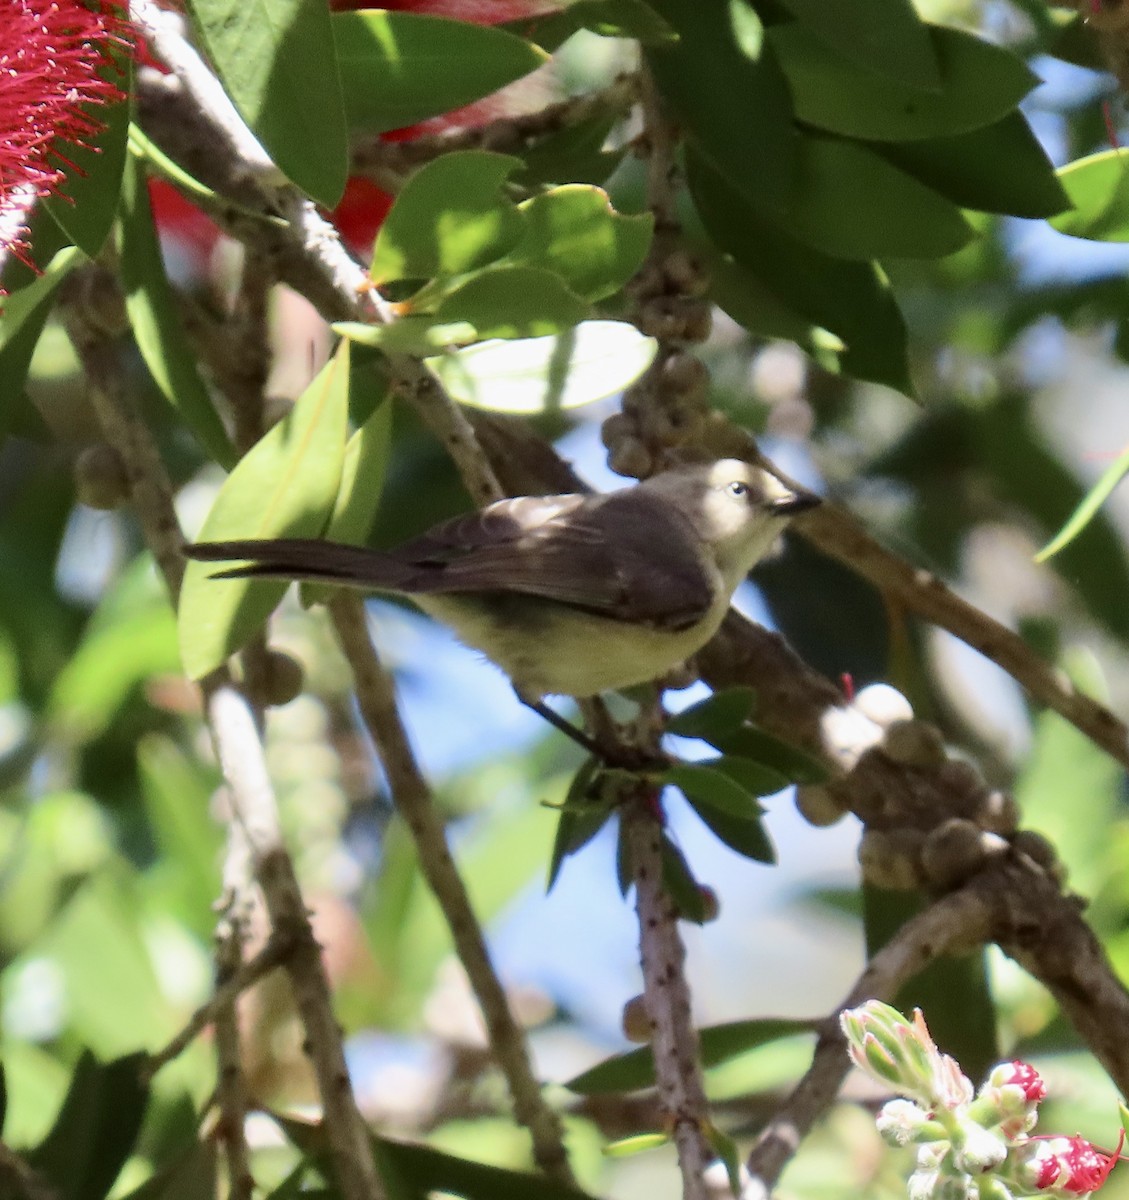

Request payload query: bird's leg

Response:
[517,690,667,772]
[517,691,606,759]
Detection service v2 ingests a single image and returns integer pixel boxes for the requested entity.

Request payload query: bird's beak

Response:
[770,489,820,517]
[767,487,820,516]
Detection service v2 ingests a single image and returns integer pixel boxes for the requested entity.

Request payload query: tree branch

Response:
[327,594,576,1185]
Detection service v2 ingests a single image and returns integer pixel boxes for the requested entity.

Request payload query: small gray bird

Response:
[186,459,817,701]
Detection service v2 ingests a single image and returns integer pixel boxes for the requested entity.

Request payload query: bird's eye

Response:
[726,480,749,498]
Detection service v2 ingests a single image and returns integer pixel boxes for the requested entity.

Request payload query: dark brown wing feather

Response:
[393,489,714,629]
[186,490,715,630]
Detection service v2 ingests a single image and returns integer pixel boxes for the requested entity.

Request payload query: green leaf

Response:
[507,186,653,301]
[432,266,590,340]
[44,56,131,256]
[666,686,756,740]
[687,151,911,394]
[116,1142,218,1200]
[603,1132,671,1157]
[566,1017,814,1093]
[335,317,479,354]
[702,1122,742,1198]
[874,112,1070,220]
[127,124,283,229]
[28,1052,148,1200]
[47,606,180,743]
[118,153,236,468]
[704,249,843,351]
[324,396,394,546]
[512,0,676,50]
[371,151,525,285]
[665,762,767,819]
[711,727,830,785]
[1036,441,1129,562]
[783,133,975,261]
[138,736,223,932]
[547,758,611,890]
[515,110,627,189]
[659,835,707,923]
[645,0,796,214]
[427,321,657,413]
[334,10,547,135]
[187,0,347,206]
[689,795,775,863]
[1052,149,1129,242]
[772,0,939,90]
[0,245,83,441]
[178,342,351,678]
[371,1135,598,1200]
[769,22,1038,142]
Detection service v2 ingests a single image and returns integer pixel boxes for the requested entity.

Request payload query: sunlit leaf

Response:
[178,343,351,678]
[506,186,653,301]
[432,266,590,340]
[370,151,524,284]
[427,321,657,413]
[187,0,347,205]
[334,10,547,134]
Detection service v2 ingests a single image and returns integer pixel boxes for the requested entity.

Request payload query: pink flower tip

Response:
[0,0,134,277]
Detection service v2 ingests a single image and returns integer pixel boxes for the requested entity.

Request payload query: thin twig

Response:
[213,894,254,1200]
[745,885,994,1193]
[146,935,292,1078]
[796,502,1129,771]
[622,796,711,1200]
[327,594,576,1185]
[63,288,386,1200]
[209,686,387,1200]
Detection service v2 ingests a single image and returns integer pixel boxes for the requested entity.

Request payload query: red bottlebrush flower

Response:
[0,0,131,276]
[1032,1131,1125,1195]
[1003,1061,1048,1104]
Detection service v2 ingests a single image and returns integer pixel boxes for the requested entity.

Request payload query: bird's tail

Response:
[184,538,413,591]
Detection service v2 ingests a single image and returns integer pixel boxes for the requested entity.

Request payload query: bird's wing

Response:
[398,490,716,630]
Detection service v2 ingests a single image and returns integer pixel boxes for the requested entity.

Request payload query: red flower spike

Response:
[1003,1060,1047,1103]
[0,0,132,277]
[1034,1130,1126,1194]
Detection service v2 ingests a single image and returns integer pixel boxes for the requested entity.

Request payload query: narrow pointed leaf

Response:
[566,1017,815,1093]
[178,343,351,678]
[187,0,348,205]
[118,151,236,468]
[659,835,707,923]
[45,57,131,256]
[773,0,938,90]
[334,10,547,134]
[1052,149,1129,242]
[28,1051,149,1200]
[666,762,767,818]
[711,727,829,785]
[0,245,82,440]
[1035,440,1129,562]
[547,758,610,890]
[666,686,757,740]
[875,112,1069,220]
[645,0,795,213]
[769,22,1038,142]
